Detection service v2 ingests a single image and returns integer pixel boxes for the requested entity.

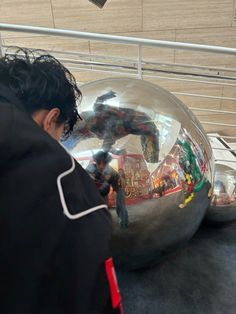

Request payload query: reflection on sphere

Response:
[206,164,236,224]
[63,78,213,270]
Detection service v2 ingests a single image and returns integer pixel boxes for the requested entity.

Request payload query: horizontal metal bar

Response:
[145,74,236,87]
[212,147,236,152]
[190,108,236,114]
[4,45,134,63]
[6,44,236,75]
[201,121,236,127]
[214,159,236,163]
[61,62,236,81]
[208,135,236,139]
[49,59,236,81]
[1,23,236,55]
[174,92,236,101]
[5,46,236,82]
[68,65,137,77]
[144,60,236,73]
[5,45,236,85]
[2,44,236,75]
[58,58,236,81]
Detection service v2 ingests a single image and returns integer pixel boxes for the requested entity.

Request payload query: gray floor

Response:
[117,221,236,314]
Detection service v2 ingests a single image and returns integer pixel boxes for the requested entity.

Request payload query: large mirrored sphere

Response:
[206,164,236,224]
[64,78,213,270]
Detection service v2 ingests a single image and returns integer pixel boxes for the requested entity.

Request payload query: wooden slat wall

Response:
[0,0,54,27]
[0,0,235,137]
[143,0,234,30]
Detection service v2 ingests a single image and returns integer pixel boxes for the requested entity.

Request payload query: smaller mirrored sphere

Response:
[206,164,236,224]
[63,78,213,270]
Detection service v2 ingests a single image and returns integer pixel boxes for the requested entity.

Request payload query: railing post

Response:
[0,32,4,57]
[137,44,143,79]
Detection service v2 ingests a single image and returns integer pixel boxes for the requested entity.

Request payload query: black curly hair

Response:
[0,47,82,137]
[93,151,112,164]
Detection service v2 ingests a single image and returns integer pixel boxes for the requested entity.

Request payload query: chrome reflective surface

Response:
[64,78,213,270]
[206,164,236,224]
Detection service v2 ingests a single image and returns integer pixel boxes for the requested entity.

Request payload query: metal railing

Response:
[1,23,236,55]
[0,23,236,166]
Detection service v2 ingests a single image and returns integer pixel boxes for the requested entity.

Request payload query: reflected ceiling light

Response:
[89,0,108,8]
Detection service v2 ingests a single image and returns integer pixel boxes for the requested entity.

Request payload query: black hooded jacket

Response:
[0,85,122,314]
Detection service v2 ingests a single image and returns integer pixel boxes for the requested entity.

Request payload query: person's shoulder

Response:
[0,96,14,126]
[0,98,14,159]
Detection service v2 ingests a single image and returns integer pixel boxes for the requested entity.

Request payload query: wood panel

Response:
[220,85,236,111]
[232,0,236,26]
[72,70,126,84]
[175,27,236,67]
[3,35,90,54]
[0,0,235,139]
[202,124,236,137]
[89,30,176,63]
[173,94,221,110]
[1,32,48,39]
[144,76,235,136]
[52,0,142,33]
[145,77,222,109]
[198,113,236,136]
[0,0,54,27]
[143,0,234,31]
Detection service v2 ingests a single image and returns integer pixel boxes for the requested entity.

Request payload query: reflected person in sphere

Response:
[231,182,236,200]
[65,91,160,163]
[0,49,123,314]
[87,151,129,228]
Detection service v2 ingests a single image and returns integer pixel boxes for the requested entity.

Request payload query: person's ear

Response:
[42,108,61,132]
[32,108,64,141]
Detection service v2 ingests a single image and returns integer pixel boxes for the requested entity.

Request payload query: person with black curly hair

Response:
[0,48,123,314]
[87,151,128,229]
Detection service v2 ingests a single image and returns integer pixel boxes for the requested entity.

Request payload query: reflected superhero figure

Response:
[65,91,160,163]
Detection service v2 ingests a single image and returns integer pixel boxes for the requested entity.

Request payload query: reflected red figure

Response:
[65,91,160,163]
